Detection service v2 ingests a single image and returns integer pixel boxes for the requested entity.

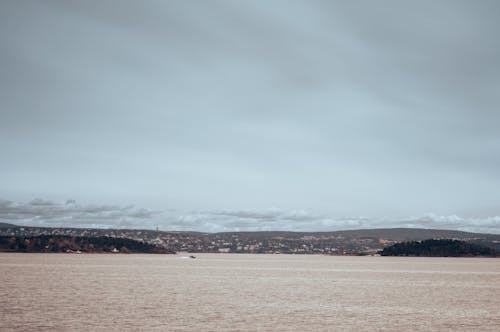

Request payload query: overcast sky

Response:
[1,1,500,232]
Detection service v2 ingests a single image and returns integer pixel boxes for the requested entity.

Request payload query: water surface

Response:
[1,253,499,331]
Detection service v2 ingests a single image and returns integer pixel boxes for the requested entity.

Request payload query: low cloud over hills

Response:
[1,198,500,234]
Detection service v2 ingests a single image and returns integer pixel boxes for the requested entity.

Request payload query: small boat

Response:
[189,255,196,259]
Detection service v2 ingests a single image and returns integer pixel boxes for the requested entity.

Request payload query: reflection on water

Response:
[1,253,500,331]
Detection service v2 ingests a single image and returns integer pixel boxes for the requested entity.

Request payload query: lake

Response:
[1,253,499,331]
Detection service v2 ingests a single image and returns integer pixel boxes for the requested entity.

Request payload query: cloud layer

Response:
[1,198,499,234]
[0,198,161,229]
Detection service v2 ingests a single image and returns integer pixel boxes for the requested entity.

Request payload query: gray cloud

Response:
[0,198,161,229]
[1,198,499,234]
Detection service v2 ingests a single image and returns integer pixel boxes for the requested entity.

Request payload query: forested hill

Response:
[0,235,174,254]
[380,239,499,257]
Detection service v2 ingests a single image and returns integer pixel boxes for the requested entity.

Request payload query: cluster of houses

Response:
[1,225,394,255]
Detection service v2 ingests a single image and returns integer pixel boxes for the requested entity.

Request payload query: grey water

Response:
[1,253,500,331]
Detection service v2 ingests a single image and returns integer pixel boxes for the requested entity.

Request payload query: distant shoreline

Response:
[2,224,500,256]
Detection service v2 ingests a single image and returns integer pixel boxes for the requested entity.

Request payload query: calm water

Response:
[1,253,500,331]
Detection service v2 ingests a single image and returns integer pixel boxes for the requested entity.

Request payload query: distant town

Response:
[2,223,499,255]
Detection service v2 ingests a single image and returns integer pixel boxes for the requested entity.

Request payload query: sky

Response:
[1,1,500,232]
